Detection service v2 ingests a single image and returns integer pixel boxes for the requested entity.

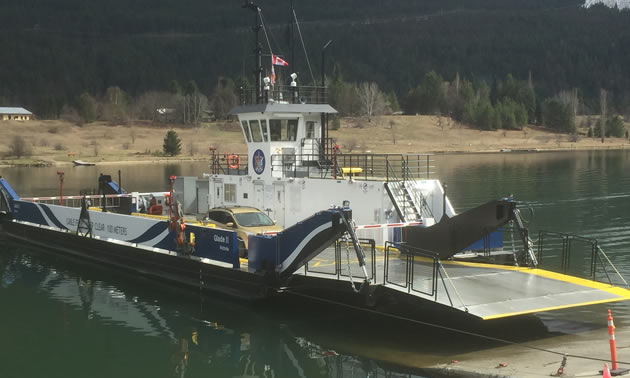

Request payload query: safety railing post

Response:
[538,232,543,265]
[384,242,389,283]
[405,253,413,293]
[591,241,597,279]
[433,257,438,298]
[336,240,341,279]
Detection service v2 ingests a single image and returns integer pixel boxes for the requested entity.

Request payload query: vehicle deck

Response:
[265,246,630,320]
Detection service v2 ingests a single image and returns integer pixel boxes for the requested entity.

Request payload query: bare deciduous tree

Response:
[600,89,607,143]
[390,120,396,145]
[10,136,31,159]
[101,86,129,125]
[356,82,387,122]
[346,138,358,152]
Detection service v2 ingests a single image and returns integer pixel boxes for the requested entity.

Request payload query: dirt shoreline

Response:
[1,115,628,168]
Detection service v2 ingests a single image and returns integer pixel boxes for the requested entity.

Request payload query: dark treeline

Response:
[0,0,629,120]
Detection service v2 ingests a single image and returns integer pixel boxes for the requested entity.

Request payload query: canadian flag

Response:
[272,54,289,66]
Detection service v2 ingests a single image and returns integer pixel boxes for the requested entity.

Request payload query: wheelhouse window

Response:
[260,120,268,142]
[241,121,251,142]
[269,119,299,141]
[249,120,262,142]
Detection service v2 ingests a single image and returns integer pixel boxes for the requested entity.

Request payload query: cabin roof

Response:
[230,103,337,116]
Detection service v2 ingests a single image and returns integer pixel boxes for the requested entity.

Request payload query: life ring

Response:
[228,154,240,169]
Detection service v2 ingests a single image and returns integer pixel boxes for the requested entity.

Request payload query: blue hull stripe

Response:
[127,222,169,244]
[40,204,68,230]
[14,201,47,225]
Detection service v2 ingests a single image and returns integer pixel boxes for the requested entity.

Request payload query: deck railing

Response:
[239,85,328,105]
[21,194,129,210]
[270,152,435,181]
[385,242,441,297]
[304,238,376,282]
[209,153,249,176]
[536,231,627,286]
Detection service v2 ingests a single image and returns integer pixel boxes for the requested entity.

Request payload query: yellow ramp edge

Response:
[442,260,630,320]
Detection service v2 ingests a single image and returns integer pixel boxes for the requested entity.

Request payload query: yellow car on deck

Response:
[204,206,283,258]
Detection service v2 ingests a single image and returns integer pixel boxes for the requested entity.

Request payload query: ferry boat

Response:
[1,2,629,321]
[2,173,630,321]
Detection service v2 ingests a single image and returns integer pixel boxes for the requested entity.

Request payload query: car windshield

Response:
[234,211,274,227]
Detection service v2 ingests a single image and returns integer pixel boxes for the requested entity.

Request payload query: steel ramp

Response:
[296,246,630,320]
[405,261,630,320]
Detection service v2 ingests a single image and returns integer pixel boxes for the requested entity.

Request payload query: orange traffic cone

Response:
[608,310,619,371]
[603,363,612,378]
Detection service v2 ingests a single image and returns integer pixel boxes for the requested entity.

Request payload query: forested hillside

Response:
[0,0,629,118]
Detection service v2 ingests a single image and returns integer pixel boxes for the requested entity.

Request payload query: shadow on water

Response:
[0,241,602,378]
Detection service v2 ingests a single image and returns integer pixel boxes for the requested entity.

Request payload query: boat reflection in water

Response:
[0,243,436,378]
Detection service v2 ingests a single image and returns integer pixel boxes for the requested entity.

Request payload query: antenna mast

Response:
[243,1,263,103]
[289,0,295,72]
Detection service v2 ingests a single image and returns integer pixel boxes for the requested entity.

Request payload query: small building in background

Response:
[0,107,33,121]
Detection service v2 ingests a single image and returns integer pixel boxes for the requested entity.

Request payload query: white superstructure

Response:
[193,85,456,246]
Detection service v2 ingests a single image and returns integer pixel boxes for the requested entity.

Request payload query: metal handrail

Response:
[304,238,376,281]
[401,163,434,219]
[384,159,431,222]
[536,230,618,283]
[240,85,328,105]
[384,242,441,298]
[268,152,435,181]
[209,153,249,176]
[598,246,630,288]
[22,194,128,209]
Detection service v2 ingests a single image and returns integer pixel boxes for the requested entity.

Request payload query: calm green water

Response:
[1,150,630,377]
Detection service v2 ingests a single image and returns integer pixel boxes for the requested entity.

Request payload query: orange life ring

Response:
[228,154,240,169]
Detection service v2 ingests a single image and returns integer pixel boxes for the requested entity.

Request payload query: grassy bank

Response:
[1,116,628,167]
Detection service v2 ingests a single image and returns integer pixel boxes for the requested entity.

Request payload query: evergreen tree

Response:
[387,91,400,112]
[76,92,97,123]
[475,101,495,130]
[542,98,575,133]
[163,130,182,156]
[418,71,444,115]
[514,102,528,128]
[594,119,603,137]
[607,115,625,137]
[168,80,182,95]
